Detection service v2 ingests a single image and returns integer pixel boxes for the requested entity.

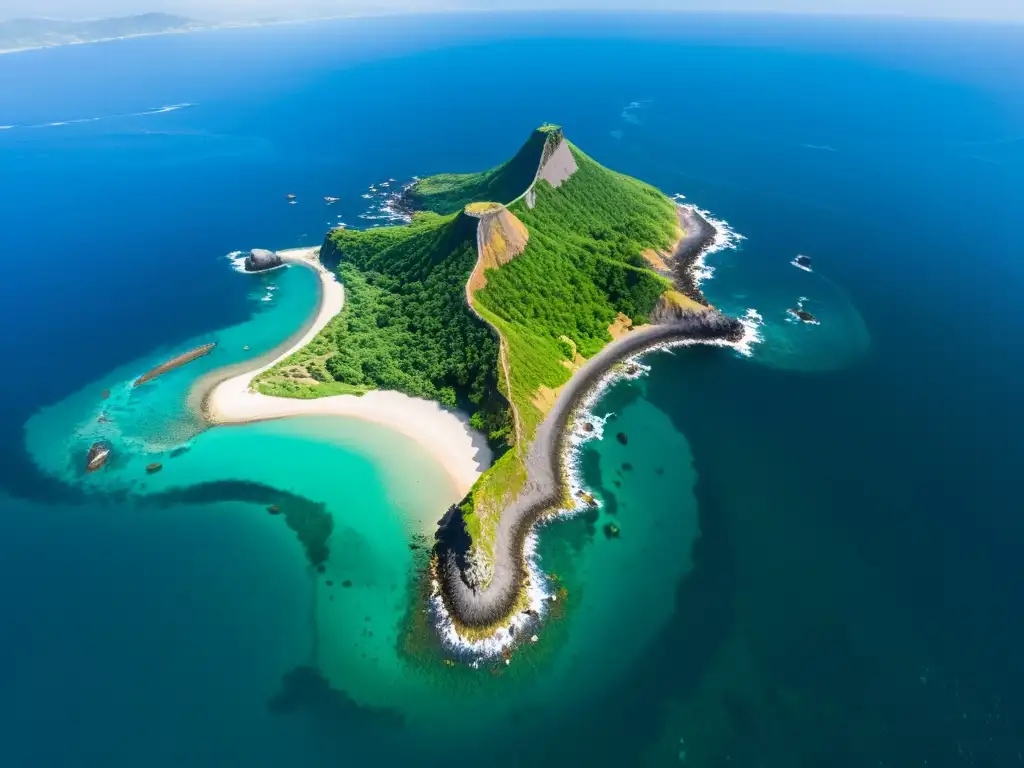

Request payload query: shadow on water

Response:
[140,480,334,569]
[267,665,403,726]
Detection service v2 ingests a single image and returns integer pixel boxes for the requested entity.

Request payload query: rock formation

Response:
[464,203,529,292]
[244,248,283,272]
[85,441,111,473]
[788,307,819,323]
[649,290,707,324]
[133,343,216,387]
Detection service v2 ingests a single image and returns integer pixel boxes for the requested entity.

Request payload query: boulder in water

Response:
[787,307,819,324]
[145,463,163,474]
[85,441,111,473]
[795,254,812,268]
[244,248,283,272]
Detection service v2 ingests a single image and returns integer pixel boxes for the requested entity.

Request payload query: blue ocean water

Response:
[1,12,1022,767]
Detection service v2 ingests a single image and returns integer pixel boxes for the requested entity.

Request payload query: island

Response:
[202,125,746,652]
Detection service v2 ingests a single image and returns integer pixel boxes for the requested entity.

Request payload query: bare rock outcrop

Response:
[464,203,529,292]
[244,248,283,272]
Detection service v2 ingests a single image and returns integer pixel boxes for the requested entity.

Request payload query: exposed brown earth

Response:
[465,205,529,293]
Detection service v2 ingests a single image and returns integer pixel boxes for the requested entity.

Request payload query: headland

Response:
[195,125,748,657]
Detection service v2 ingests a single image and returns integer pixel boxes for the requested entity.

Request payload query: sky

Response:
[1,0,1022,23]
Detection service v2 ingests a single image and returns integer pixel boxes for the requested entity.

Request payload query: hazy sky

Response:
[2,0,1022,23]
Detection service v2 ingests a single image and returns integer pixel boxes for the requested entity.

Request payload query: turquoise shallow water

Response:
[25,262,318,484]
[1,12,1022,767]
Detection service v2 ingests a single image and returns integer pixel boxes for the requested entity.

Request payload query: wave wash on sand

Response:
[194,247,491,501]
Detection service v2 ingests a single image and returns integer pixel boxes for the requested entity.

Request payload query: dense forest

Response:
[256,213,511,443]
[399,127,552,214]
[474,144,677,439]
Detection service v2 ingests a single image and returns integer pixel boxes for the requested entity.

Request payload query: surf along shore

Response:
[433,195,752,655]
[191,247,491,501]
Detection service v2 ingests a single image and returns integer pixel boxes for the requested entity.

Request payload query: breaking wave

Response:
[13,103,196,131]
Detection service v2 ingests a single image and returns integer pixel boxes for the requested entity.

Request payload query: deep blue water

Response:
[1,12,1022,767]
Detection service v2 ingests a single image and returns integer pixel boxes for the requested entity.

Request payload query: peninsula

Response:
[205,125,745,651]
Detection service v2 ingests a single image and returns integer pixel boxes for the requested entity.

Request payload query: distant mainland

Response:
[0,12,345,55]
[175,124,750,657]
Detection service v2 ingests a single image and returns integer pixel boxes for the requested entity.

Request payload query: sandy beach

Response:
[203,247,492,499]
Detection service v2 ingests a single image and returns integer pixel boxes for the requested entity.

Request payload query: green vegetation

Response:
[260,125,685,588]
[401,128,550,214]
[255,212,511,443]
[474,145,675,440]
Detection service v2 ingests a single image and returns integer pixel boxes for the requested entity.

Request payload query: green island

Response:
[252,125,739,641]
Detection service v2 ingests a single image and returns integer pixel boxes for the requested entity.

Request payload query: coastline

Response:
[194,247,491,501]
[435,312,748,641]
[432,192,754,656]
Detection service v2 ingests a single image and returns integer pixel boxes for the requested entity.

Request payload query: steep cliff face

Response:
[535,132,578,191]
[464,203,529,293]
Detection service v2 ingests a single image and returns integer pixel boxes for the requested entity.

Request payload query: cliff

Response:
[464,203,529,293]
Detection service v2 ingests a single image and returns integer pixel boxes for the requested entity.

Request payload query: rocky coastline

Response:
[435,309,744,632]
[670,205,719,307]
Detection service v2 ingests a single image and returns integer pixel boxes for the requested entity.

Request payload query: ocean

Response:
[1,12,1022,767]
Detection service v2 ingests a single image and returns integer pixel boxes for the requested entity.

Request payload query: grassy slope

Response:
[254,213,509,439]
[255,126,680,576]
[402,128,549,214]
[475,144,676,440]
[460,144,678,557]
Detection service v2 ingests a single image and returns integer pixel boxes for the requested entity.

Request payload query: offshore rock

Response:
[145,462,163,474]
[244,248,283,272]
[86,441,111,473]
[795,254,812,268]
[788,308,819,324]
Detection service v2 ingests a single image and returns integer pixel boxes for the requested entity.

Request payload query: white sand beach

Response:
[204,247,491,499]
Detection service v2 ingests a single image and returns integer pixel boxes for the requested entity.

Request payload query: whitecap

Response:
[673,198,746,290]
[225,250,248,273]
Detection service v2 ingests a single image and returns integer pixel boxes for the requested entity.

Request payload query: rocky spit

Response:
[134,343,216,387]
[435,309,744,631]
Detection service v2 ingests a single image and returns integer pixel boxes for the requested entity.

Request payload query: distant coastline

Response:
[0,13,398,56]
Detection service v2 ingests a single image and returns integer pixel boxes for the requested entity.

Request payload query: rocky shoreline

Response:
[435,309,744,632]
[670,205,719,307]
